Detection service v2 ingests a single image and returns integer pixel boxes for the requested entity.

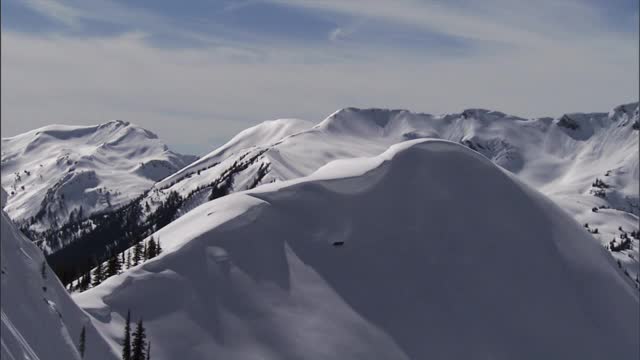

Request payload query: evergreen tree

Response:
[92,261,104,287]
[79,271,90,291]
[121,252,126,269]
[126,251,132,269]
[153,191,183,228]
[86,271,92,290]
[147,237,157,259]
[146,342,150,360]
[143,241,148,261]
[122,310,132,360]
[79,325,86,358]
[132,319,147,360]
[133,241,143,265]
[107,253,120,277]
[156,238,162,255]
[208,183,228,201]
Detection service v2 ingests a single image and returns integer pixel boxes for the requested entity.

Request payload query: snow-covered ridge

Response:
[156,118,311,189]
[1,120,197,236]
[76,140,639,360]
[137,101,639,281]
[1,187,116,360]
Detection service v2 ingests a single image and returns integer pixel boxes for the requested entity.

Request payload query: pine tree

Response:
[147,237,157,259]
[92,261,104,287]
[122,310,132,360]
[79,325,86,358]
[107,253,120,278]
[126,251,132,269]
[121,252,126,270]
[143,241,148,261]
[132,319,147,360]
[146,342,151,360]
[133,241,143,266]
[86,271,92,290]
[156,238,162,255]
[79,271,90,291]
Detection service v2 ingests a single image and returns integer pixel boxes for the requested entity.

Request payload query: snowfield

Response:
[75,140,639,360]
[1,120,196,236]
[147,103,640,279]
[2,103,638,359]
[1,188,117,360]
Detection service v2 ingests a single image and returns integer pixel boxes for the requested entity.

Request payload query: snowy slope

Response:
[157,118,311,190]
[1,188,117,360]
[75,140,639,360]
[1,120,197,234]
[146,103,639,278]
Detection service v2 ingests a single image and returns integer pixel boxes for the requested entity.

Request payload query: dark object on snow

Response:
[332,241,345,247]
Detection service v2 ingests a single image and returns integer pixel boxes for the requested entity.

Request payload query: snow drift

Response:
[147,103,639,280]
[1,187,117,360]
[76,140,639,360]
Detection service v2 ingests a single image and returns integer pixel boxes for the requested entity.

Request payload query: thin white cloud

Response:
[2,0,637,154]
[23,0,82,28]
[328,28,342,41]
[2,28,637,154]
[267,0,636,46]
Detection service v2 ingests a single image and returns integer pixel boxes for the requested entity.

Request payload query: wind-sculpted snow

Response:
[149,102,639,280]
[0,120,197,237]
[76,140,639,360]
[1,188,117,360]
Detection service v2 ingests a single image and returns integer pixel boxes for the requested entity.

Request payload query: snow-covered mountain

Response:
[1,187,117,360]
[1,120,197,236]
[75,140,639,360]
[145,102,639,279]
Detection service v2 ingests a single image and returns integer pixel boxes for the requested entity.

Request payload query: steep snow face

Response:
[157,118,312,190]
[1,188,116,360]
[76,140,639,360]
[1,120,197,234]
[147,103,639,278]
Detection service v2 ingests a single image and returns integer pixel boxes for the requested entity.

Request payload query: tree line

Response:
[76,309,152,359]
[74,236,162,292]
[42,192,180,288]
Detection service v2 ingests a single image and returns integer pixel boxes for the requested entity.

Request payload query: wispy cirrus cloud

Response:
[1,0,637,154]
[22,0,82,27]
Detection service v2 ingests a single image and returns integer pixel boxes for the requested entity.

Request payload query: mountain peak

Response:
[105,119,129,126]
[1,120,196,233]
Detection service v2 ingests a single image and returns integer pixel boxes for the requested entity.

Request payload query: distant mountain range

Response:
[1,102,638,360]
[2,103,638,277]
[1,120,196,241]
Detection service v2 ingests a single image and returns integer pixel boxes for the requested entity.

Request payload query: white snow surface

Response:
[1,187,117,360]
[1,120,196,232]
[157,118,312,189]
[149,103,640,278]
[76,140,639,360]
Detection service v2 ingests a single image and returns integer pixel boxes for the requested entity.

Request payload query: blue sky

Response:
[1,0,638,154]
